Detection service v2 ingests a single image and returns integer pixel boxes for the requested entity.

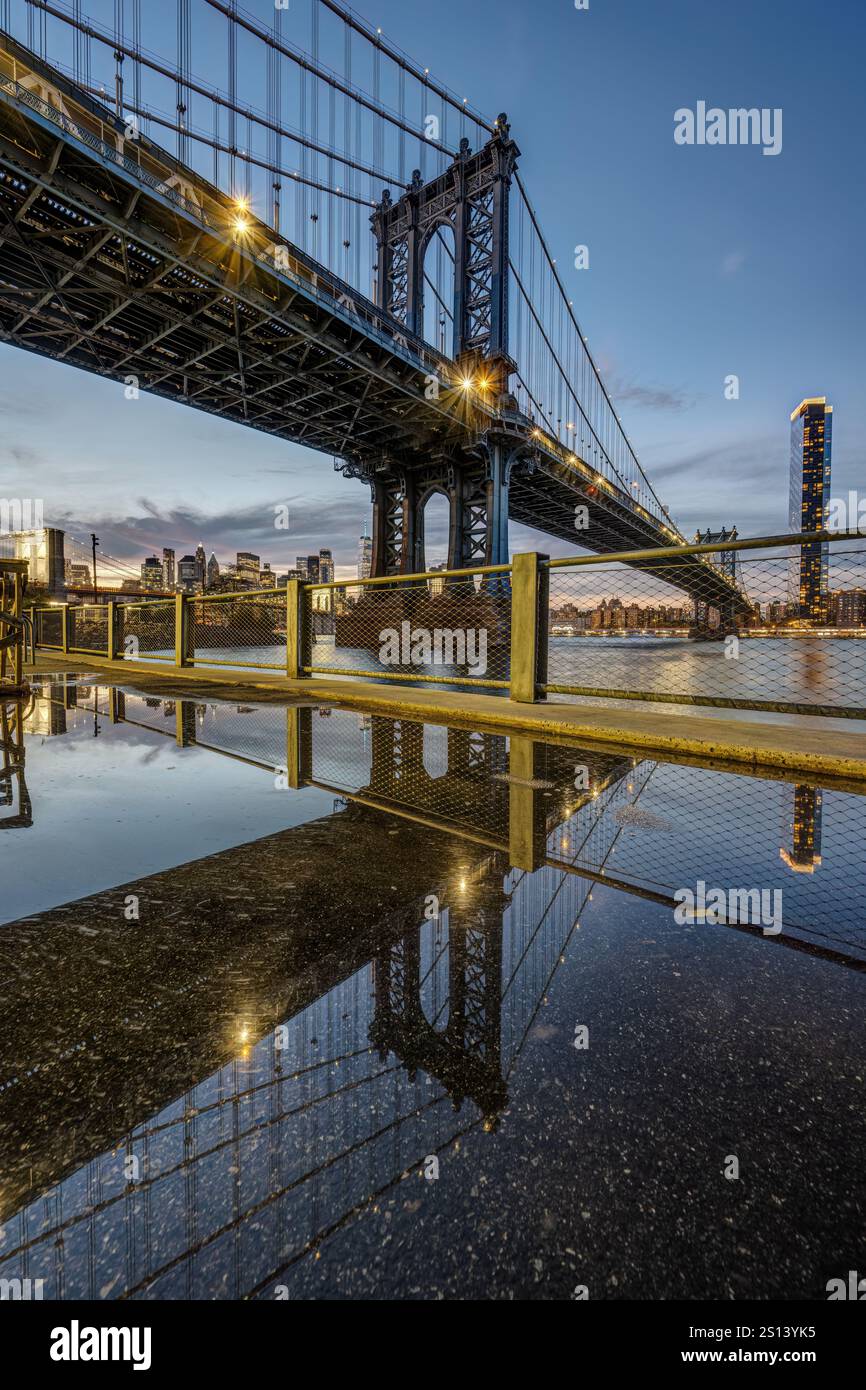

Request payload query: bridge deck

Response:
[0,33,745,606]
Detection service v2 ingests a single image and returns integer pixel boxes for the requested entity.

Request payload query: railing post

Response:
[174,593,190,667]
[285,578,305,679]
[508,736,546,871]
[12,572,22,687]
[106,601,117,661]
[27,606,36,663]
[61,602,70,655]
[509,553,549,702]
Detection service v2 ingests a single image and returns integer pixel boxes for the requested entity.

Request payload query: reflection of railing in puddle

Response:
[4,682,866,1298]
[23,677,866,966]
[0,700,32,828]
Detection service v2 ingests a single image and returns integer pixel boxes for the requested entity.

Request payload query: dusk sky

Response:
[2,0,864,578]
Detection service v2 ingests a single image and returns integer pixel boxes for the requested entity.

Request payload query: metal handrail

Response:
[545,527,863,569]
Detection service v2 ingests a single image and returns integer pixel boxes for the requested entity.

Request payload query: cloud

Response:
[52,492,374,573]
[721,251,746,276]
[608,378,693,412]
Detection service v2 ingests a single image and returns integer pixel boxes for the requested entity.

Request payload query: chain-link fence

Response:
[545,533,866,718]
[27,533,866,719]
[116,599,175,662]
[33,606,63,649]
[190,591,286,670]
[67,603,109,655]
[304,571,512,690]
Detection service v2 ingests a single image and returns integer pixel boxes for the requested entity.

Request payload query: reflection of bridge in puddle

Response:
[2,678,865,1299]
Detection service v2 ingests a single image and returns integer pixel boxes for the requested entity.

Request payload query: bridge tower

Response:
[370,878,510,1128]
[691,526,741,636]
[361,117,523,577]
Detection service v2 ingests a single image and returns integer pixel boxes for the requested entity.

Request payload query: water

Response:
[1,670,865,1300]
[548,634,866,712]
[122,634,866,715]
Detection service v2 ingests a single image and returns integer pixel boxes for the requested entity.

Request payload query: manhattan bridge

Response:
[0,0,747,612]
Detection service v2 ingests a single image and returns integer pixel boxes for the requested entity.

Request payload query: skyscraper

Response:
[207,552,220,588]
[140,556,164,591]
[178,554,198,592]
[318,548,334,584]
[357,525,372,581]
[162,547,176,590]
[195,543,207,590]
[236,551,260,585]
[788,398,832,623]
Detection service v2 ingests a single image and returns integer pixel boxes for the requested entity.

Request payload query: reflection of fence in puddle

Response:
[1,699,31,828]
[24,677,866,963]
[547,761,866,963]
[6,682,866,1297]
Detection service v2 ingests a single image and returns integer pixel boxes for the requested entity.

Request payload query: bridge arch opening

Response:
[420,489,450,575]
[420,916,450,1033]
[420,222,456,354]
[423,724,449,780]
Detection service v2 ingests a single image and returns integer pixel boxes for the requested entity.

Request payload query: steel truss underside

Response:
[0,93,471,467]
[0,86,750,610]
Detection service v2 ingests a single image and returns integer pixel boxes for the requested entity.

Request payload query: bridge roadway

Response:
[0,34,750,614]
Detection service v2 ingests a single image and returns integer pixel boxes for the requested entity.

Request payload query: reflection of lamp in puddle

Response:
[236,1021,252,1058]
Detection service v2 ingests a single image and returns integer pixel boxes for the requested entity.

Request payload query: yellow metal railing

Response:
[26,530,866,716]
[1,559,29,692]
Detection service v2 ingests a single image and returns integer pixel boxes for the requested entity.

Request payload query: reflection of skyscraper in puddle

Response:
[780,784,823,873]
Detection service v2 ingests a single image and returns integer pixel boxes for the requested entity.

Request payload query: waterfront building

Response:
[162,547,176,590]
[65,561,92,587]
[236,552,261,585]
[177,554,199,592]
[140,556,164,591]
[788,398,832,623]
[833,588,866,628]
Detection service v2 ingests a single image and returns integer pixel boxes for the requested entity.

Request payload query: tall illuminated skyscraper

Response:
[357,525,372,580]
[788,398,832,623]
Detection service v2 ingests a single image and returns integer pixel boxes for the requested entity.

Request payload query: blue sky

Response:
[2,0,864,577]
